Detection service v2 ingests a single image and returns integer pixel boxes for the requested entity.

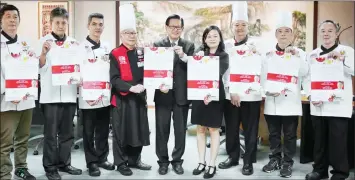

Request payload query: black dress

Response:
[191,49,229,128]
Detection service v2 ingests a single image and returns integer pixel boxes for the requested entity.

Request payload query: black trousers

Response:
[155,103,189,166]
[82,107,110,167]
[42,103,76,172]
[264,115,298,164]
[223,100,260,164]
[112,141,143,167]
[311,116,349,179]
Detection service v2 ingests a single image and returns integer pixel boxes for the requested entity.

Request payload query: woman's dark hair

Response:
[202,25,225,52]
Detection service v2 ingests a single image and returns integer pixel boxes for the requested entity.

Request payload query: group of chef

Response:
[0,1,353,180]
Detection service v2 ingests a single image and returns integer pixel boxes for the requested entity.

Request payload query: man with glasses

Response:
[109,3,151,176]
[153,14,195,175]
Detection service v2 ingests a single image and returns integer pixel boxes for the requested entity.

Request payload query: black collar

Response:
[86,36,100,50]
[276,43,291,52]
[51,31,67,42]
[1,31,18,44]
[320,43,338,56]
[234,36,248,46]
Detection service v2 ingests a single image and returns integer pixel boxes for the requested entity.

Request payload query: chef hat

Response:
[119,3,137,32]
[232,1,248,22]
[275,11,293,30]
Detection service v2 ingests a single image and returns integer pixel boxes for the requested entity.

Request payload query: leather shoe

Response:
[45,171,61,180]
[305,172,329,180]
[129,160,152,170]
[88,164,100,177]
[117,164,133,176]
[58,165,82,175]
[98,161,115,170]
[218,157,239,169]
[158,165,168,175]
[242,164,253,176]
[172,164,184,175]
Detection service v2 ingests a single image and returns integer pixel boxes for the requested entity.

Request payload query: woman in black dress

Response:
[191,25,229,179]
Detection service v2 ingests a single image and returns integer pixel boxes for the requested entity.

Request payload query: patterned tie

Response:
[171,42,176,47]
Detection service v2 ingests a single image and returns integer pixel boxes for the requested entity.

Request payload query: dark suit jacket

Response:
[153,37,195,106]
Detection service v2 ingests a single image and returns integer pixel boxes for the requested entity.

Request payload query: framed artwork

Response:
[38,1,69,38]
[122,1,315,52]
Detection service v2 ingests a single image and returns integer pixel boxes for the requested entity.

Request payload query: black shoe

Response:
[172,163,184,175]
[218,157,239,169]
[158,165,169,175]
[45,171,61,180]
[88,164,100,177]
[193,163,206,175]
[117,164,133,176]
[306,172,329,180]
[203,166,216,179]
[14,168,36,180]
[262,158,281,173]
[58,165,82,175]
[98,161,115,171]
[129,160,152,170]
[280,164,292,178]
[242,164,253,176]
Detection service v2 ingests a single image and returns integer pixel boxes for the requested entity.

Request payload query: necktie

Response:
[171,42,176,47]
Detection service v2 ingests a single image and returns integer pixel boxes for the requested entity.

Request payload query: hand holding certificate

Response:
[187,55,219,101]
[143,47,174,89]
[49,40,81,86]
[310,56,344,102]
[228,46,262,96]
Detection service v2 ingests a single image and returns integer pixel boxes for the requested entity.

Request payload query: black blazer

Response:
[153,37,195,106]
[194,46,229,100]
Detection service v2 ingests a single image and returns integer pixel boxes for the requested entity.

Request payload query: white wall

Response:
[2,1,115,47]
[317,1,354,48]
[74,1,116,47]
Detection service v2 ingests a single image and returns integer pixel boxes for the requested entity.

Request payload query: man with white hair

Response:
[109,3,151,176]
[261,11,309,178]
[219,1,263,176]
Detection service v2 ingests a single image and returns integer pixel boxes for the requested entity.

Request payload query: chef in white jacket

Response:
[0,4,37,180]
[260,11,309,178]
[304,20,354,180]
[36,7,82,180]
[218,1,263,176]
[78,13,115,177]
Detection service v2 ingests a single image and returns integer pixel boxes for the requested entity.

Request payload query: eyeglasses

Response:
[122,32,137,36]
[168,26,183,31]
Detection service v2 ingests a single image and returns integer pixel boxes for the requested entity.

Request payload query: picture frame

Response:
[38,1,69,38]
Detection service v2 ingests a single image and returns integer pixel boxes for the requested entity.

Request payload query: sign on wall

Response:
[38,1,69,38]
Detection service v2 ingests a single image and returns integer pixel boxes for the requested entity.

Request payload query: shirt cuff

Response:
[180,53,188,63]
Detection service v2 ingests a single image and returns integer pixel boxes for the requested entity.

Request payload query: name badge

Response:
[137,61,144,67]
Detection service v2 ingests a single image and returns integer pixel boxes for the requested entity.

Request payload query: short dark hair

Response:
[0,4,20,23]
[319,20,340,32]
[165,14,184,28]
[202,25,225,52]
[88,13,104,24]
[50,7,69,21]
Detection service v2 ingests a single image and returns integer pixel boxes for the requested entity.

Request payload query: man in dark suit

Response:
[153,14,195,175]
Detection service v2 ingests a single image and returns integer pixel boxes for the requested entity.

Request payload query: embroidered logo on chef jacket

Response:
[118,56,127,64]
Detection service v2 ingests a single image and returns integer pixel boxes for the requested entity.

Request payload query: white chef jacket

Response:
[78,37,112,109]
[1,32,37,112]
[36,33,78,104]
[224,38,265,102]
[303,44,354,118]
[261,46,309,116]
